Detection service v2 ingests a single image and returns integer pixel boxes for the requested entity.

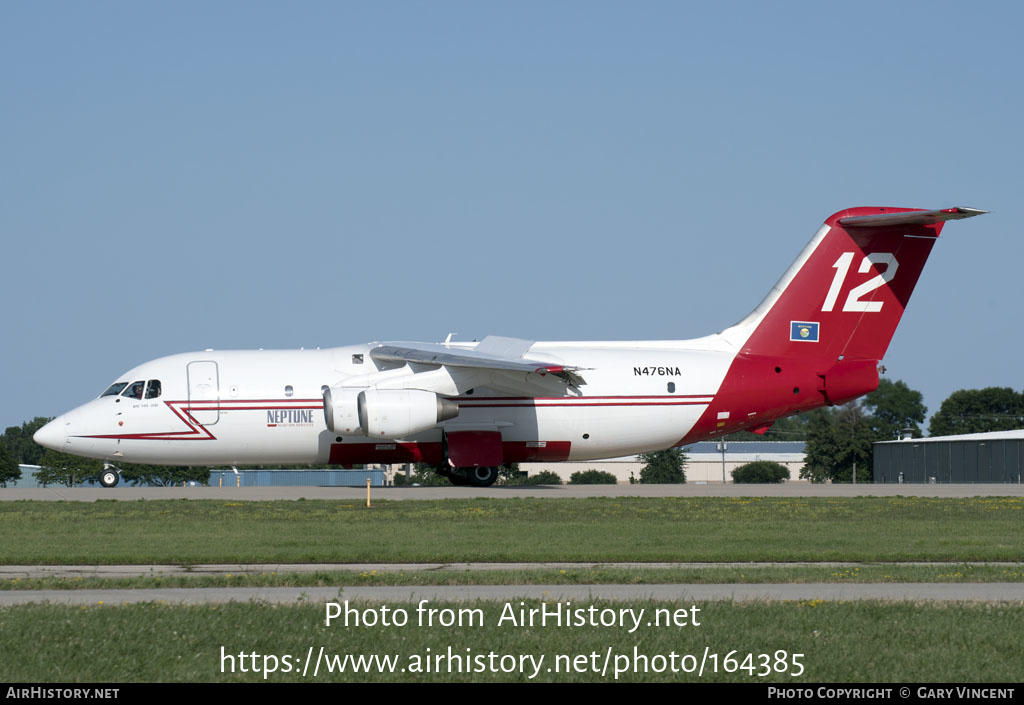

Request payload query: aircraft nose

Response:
[33,416,66,451]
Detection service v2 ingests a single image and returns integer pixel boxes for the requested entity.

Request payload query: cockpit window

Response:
[122,381,145,399]
[144,380,162,399]
[101,382,128,397]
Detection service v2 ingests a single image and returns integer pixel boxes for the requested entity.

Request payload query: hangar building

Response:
[873,430,1024,484]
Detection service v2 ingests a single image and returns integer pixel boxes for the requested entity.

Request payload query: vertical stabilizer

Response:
[724,207,984,363]
[681,206,984,443]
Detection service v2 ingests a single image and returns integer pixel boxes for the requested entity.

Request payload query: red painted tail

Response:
[682,206,984,443]
[736,207,986,363]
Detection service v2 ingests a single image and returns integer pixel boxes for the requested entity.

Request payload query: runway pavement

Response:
[3,561,1023,580]
[2,583,1024,605]
[3,483,1024,501]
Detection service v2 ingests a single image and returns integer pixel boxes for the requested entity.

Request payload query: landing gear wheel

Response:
[438,468,470,486]
[99,469,120,488]
[467,466,499,488]
[447,470,470,486]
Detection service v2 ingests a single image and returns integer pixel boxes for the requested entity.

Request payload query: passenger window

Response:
[122,381,145,399]
[145,380,162,399]
[101,382,128,397]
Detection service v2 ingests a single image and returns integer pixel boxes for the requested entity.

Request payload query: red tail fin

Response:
[732,207,983,363]
[682,207,984,443]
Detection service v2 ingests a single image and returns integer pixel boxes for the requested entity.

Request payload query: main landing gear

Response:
[440,466,499,487]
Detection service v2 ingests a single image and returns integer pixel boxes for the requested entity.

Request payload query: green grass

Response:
[4,497,1022,683]
[5,564,1024,591]
[2,600,1021,682]
[1,496,1023,564]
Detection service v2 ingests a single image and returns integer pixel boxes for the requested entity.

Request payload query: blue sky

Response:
[2,1,1021,431]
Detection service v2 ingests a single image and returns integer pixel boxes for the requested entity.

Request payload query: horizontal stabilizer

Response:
[839,207,986,228]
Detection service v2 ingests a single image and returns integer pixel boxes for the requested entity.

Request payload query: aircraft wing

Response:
[370,336,587,386]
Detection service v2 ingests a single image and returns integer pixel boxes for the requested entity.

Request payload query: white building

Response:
[519,441,807,484]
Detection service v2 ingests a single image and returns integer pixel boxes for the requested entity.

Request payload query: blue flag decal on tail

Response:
[790,321,820,342]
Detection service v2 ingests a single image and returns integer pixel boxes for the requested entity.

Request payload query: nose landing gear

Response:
[99,463,120,488]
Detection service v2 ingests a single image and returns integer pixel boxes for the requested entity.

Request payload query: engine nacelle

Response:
[361,389,459,438]
[323,387,364,434]
[323,387,459,438]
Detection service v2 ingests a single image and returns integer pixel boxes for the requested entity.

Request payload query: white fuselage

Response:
[42,337,738,467]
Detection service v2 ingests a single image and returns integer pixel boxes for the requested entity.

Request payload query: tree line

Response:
[725,380,1024,483]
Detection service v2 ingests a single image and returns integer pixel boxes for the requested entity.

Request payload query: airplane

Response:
[34,206,985,488]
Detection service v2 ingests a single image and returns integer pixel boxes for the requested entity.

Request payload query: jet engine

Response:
[323,387,364,434]
[323,387,458,438]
